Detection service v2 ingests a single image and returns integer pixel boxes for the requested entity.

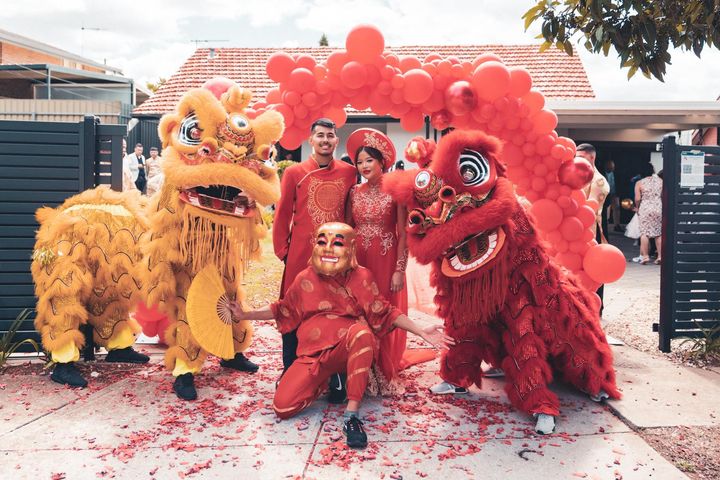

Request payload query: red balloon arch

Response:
[251,24,625,286]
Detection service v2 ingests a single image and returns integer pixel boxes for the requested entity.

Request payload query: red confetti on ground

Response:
[178,459,212,478]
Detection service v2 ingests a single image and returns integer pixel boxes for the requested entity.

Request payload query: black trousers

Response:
[282,330,299,372]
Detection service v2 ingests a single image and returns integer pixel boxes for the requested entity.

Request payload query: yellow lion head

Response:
[158,77,284,217]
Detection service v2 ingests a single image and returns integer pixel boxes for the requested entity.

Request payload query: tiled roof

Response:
[133,45,594,116]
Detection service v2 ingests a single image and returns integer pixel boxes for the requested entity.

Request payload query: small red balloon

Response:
[430,110,452,130]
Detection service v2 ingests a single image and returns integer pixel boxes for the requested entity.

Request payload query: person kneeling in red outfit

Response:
[230,222,452,449]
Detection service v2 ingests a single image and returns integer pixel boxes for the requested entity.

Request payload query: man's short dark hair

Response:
[576,143,595,155]
[310,118,336,134]
[135,143,143,149]
[149,146,158,152]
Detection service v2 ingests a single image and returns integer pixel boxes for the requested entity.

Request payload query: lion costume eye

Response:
[458,149,490,186]
[229,114,250,133]
[179,113,202,146]
[415,170,431,189]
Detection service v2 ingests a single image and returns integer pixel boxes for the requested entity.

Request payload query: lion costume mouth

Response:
[440,228,506,277]
[179,185,256,217]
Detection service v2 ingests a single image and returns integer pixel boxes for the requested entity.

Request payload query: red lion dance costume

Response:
[384,130,620,434]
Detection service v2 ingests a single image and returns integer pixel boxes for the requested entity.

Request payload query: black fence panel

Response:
[0,117,125,348]
[127,118,161,156]
[658,136,720,352]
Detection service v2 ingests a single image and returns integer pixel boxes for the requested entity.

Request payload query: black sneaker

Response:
[50,362,88,388]
[220,353,259,373]
[105,347,150,364]
[328,373,347,404]
[173,373,197,400]
[343,415,368,449]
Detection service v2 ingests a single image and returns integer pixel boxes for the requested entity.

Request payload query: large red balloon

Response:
[324,106,347,128]
[471,61,510,101]
[346,25,385,63]
[584,244,626,284]
[533,109,558,134]
[560,216,584,241]
[340,61,368,89]
[558,157,594,190]
[400,110,425,131]
[399,56,423,72]
[403,69,434,105]
[557,252,583,271]
[266,52,296,83]
[576,205,596,229]
[288,67,316,93]
[270,103,294,128]
[280,126,306,150]
[530,199,564,231]
[444,80,477,116]
[522,90,545,114]
[266,87,281,104]
[326,51,348,74]
[508,67,532,98]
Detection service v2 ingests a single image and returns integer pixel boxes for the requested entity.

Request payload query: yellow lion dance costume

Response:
[31,78,284,399]
[32,188,149,387]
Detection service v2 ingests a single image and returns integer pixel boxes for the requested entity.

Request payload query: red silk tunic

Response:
[272,157,357,295]
[270,266,401,358]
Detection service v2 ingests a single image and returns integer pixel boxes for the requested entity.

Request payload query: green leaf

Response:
[627,64,638,79]
[564,40,575,56]
[602,40,611,56]
[539,40,553,53]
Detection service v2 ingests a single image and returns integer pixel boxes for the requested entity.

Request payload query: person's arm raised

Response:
[228,302,274,321]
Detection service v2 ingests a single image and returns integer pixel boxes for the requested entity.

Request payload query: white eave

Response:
[548,100,720,130]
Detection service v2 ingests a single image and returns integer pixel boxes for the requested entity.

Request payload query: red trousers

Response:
[273,323,375,419]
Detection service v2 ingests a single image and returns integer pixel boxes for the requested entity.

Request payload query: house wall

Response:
[0,41,106,73]
[0,99,127,124]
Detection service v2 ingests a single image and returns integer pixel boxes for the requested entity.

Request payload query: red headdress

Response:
[346,128,396,170]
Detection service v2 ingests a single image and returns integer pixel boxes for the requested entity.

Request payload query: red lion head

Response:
[385,130,518,279]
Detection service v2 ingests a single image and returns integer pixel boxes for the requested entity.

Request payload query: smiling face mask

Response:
[310,222,358,277]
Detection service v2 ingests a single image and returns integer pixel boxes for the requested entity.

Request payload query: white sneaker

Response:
[631,256,643,263]
[534,413,556,434]
[429,381,468,395]
[590,390,610,403]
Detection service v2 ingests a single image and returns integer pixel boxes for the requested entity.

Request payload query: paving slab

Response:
[304,432,686,480]
[3,443,313,480]
[0,372,80,436]
[315,368,629,447]
[609,345,720,428]
[1,362,324,452]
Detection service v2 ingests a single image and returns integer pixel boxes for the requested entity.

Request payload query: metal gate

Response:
[0,117,125,346]
[657,136,720,352]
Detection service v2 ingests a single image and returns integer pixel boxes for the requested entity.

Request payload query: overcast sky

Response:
[2,0,719,101]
